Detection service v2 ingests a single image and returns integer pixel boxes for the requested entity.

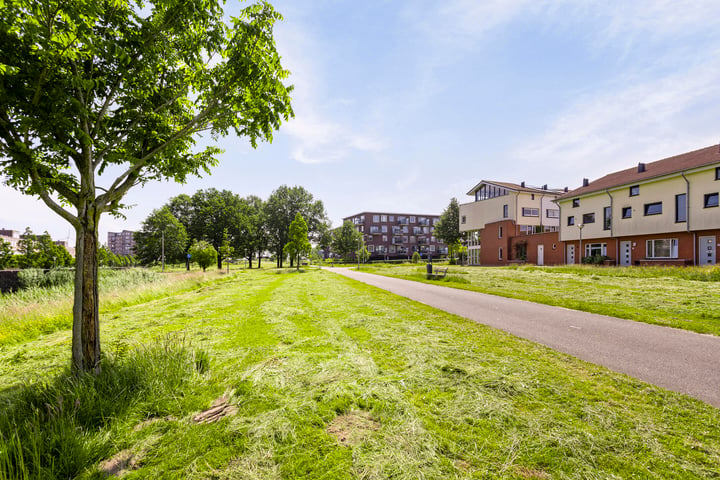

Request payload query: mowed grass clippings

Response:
[0,268,717,479]
[362,263,720,335]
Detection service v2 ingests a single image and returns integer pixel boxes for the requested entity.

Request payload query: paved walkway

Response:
[330,268,720,408]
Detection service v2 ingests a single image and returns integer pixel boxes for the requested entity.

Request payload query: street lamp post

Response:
[578,223,584,264]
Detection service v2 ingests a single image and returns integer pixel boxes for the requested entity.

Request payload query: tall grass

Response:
[0,337,207,480]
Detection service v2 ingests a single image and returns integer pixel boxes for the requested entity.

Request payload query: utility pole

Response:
[161,230,165,272]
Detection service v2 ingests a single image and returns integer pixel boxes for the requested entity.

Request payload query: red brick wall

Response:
[511,232,563,265]
[479,220,514,266]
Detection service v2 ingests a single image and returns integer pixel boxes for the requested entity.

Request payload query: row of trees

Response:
[134,185,328,269]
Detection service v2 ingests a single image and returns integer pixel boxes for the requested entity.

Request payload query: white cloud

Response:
[514,56,720,182]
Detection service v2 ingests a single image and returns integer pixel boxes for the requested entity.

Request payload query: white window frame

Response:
[646,239,678,259]
[584,243,607,257]
[522,208,539,217]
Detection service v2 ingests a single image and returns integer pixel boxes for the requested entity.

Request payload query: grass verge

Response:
[0,268,718,478]
[360,263,720,335]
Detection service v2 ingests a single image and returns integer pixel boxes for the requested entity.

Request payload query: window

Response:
[380,215,387,222]
[367,245,375,252]
[630,185,640,196]
[567,216,575,226]
[704,193,719,208]
[644,202,662,216]
[676,194,687,222]
[498,226,503,238]
[646,239,678,258]
[572,198,580,208]
[716,167,720,180]
[382,235,387,242]
[522,207,539,217]
[622,207,632,219]
[582,212,595,224]
[546,209,559,218]
[498,247,503,260]
[584,243,607,257]
[373,215,380,222]
[475,184,509,201]
[410,216,416,223]
[381,225,388,233]
[461,215,466,224]
[603,206,611,230]
[503,204,509,218]
[531,194,535,200]
[389,216,394,222]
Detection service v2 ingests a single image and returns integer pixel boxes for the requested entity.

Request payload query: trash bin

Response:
[426,262,432,274]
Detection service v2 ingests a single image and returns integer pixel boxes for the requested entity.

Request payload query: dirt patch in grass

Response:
[193,395,238,424]
[515,466,550,479]
[98,449,141,477]
[326,410,380,446]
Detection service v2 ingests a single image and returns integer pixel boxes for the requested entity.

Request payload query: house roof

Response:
[557,144,720,200]
[465,180,564,197]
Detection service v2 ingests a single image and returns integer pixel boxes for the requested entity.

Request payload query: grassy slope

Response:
[361,264,720,335]
[0,268,718,479]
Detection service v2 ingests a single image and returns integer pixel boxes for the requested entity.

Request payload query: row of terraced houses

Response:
[459,145,720,266]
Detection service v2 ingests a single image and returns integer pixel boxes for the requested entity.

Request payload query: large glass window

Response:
[475,184,509,201]
[603,206,611,230]
[646,239,678,258]
[584,243,607,257]
[676,194,687,222]
[522,208,539,217]
[644,202,662,216]
[546,209,559,218]
[704,193,719,208]
[582,212,595,224]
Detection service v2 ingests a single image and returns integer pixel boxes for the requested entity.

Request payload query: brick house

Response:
[555,145,720,266]
[459,181,565,265]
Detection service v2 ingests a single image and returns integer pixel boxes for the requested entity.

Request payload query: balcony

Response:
[369,226,381,234]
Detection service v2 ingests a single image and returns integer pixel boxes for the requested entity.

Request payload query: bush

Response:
[411,251,421,263]
[582,255,610,265]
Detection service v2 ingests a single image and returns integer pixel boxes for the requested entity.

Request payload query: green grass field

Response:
[1,267,719,479]
[360,263,720,336]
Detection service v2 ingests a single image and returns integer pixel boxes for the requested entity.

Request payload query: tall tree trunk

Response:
[248,254,253,269]
[217,253,222,269]
[72,214,101,373]
[257,250,262,268]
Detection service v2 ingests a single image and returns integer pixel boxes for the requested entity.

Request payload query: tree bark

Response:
[72,214,101,374]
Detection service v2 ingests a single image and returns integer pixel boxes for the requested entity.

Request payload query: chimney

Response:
[638,162,646,173]
[582,178,589,187]
[564,186,568,193]
[520,181,525,188]
[542,184,547,190]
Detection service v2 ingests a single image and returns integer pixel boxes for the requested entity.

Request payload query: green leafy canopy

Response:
[0,0,294,225]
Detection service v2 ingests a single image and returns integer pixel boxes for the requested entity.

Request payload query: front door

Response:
[699,236,717,265]
[537,244,544,266]
[620,241,632,266]
[566,244,575,264]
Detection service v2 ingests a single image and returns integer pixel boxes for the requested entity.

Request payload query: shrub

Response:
[411,251,421,263]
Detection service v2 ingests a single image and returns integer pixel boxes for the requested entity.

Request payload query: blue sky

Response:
[3,0,720,246]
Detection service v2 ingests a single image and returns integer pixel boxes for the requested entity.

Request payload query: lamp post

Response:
[577,223,584,264]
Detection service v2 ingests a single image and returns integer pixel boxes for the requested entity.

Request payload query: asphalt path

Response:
[330,267,720,408]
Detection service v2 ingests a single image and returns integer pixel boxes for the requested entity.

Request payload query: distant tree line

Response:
[135,185,329,269]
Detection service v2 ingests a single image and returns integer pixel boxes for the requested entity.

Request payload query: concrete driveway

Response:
[330,267,720,408]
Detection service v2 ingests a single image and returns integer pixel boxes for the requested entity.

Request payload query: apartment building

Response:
[107,230,136,256]
[0,229,21,253]
[342,212,448,260]
[555,145,720,266]
[459,181,565,265]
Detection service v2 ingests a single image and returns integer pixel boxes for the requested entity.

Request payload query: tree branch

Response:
[29,166,80,229]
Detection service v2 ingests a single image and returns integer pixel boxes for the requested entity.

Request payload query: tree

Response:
[0,238,14,269]
[0,1,292,372]
[189,240,218,272]
[283,213,311,271]
[134,207,189,265]
[186,189,249,269]
[241,195,268,269]
[264,186,326,268]
[218,228,234,272]
[316,221,333,259]
[15,228,72,268]
[331,221,362,261]
[435,198,461,258]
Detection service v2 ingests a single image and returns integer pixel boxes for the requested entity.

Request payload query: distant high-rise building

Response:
[0,229,21,253]
[107,230,136,256]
